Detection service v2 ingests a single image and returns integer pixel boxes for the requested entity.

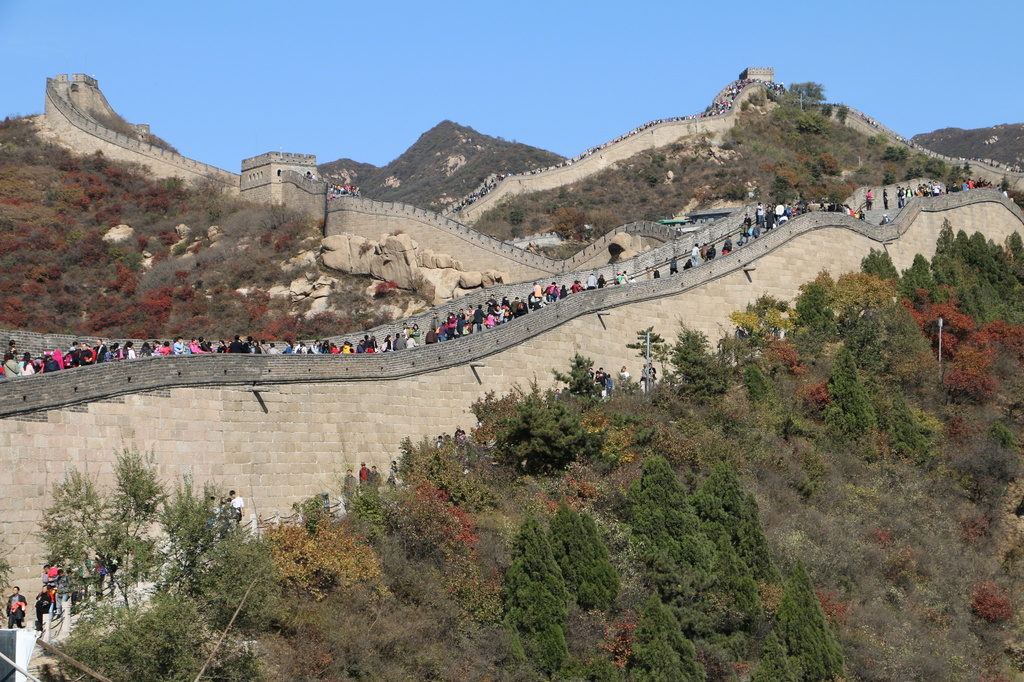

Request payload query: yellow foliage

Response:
[728,295,796,343]
[266,519,385,600]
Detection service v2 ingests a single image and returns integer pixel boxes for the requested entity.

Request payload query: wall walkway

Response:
[40,75,240,192]
[0,190,1020,585]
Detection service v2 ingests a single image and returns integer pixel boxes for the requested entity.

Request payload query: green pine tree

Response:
[709,535,763,633]
[666,325,732,402]
[629,457,715,576]
[751,630,798,682]
[825,346,876,437]
[552,353,602,399]
[689,462,780,584]
[795,283,836,334]
[504,516,569,674]
[776,562,844,681]
[744,364,771,402]
[548,504,619,611]
[496,390,604,474]
[630,456,716,635]
[886,395,929,461]
[861,248,898,280]
[630,595,706,682]
[897,253,936,301]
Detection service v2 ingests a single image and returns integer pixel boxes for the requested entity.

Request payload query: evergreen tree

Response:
[630,457,716,635]
[709,535,762,633]
[504,516,569,674]
[666,325,732,402]
[989,420,1018,449]
[552,353,602,399]
[496,390,604,474]
[548,504,619,611]
[861,248,898,280]
[629,457,715,576]
[825,346,876,437]
[689,462,780,584]
[776,562,844,681]
[897,253,936,301]
[794,283,836,334]
[630,595,706,682]
[886,395,929,461]
[744,364,771,402]
[751,630,798,682]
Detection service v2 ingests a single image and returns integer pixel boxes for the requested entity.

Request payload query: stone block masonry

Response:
[1,191,1022,585]
[40,75,240,192]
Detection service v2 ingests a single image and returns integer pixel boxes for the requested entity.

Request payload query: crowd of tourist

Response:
[4,181,1009,379]
[449,79,784,214]
[328,183,360,199]
[853,111,1023,174]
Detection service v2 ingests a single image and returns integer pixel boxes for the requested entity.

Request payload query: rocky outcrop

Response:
[320,231,506,304]
[102,224,135,243]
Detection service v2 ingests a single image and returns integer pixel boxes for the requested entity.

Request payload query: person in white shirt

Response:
[229,490,244,524]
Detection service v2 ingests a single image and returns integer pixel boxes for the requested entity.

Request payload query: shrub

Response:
[373,280,399,298]
[744,364,771,402]
[265,519,384,600]
[970,581,1014,622]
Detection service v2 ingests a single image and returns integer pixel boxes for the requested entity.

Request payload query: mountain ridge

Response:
[318,120,563,209]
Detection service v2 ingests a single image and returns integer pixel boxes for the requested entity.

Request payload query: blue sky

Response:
[2,0,1021,173]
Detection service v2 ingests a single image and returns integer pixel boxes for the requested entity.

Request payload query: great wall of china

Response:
[4,70,1024,583]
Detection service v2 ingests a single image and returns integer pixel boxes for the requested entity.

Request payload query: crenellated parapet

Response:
[41,74,240,191]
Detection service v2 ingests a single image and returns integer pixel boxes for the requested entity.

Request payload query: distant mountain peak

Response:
[319,121,563,209]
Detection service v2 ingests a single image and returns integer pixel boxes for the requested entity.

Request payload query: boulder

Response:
[208,225,222,242]
[481,269,507,287]
[608,232,635,260]
[419,250,436,269]
[175,223,192,240]
[289,274,336,303]
[459,270,483,289]
[419,268,463,304]
[321,234,353,273]
[102,224,134,243]
[267,285,290,299]
[284,250,316,270]
[433,253,454,270]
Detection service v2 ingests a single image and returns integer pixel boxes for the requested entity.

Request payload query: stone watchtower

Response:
[739,67,774,83]
[240,152,318,203]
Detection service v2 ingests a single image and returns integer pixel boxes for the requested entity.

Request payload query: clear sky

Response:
[2,0,1021,173]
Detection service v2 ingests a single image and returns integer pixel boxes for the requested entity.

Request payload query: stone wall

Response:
[450,84,767,224]
[326,197,564,282]
[0,190,1021,585]
[839,106,1024,191]
[41,75,239,192]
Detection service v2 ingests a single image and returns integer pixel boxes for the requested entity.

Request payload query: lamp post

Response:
[638,332,651,393]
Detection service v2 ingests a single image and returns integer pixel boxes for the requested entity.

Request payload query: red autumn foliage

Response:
[373,280,399,298]
[903,295,976,360]
[799,379,830,411]
[401,482,479,559]
[767,339,807,375]
[944,344,996,402]
[815,587,850,627]
[869,528,895,550]
[603,611,637,668]
[959,514,991,544]
[970,581,1014,622]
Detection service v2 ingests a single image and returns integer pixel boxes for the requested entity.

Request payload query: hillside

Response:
[914,123,1024,170]
[0,116,428,341]
[318,120,564,210]
[471,93,990,242]
[31,227,1024,681]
